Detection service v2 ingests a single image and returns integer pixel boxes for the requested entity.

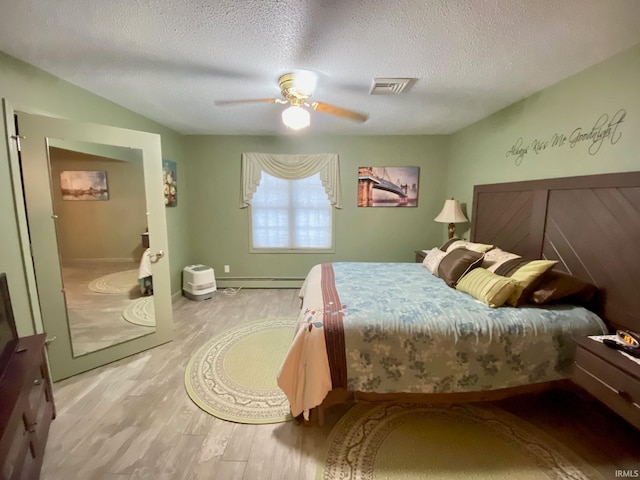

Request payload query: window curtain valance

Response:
[240,152,342,208]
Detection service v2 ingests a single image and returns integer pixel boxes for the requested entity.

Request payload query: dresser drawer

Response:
[573,346,640,429]
[1,335,55,480]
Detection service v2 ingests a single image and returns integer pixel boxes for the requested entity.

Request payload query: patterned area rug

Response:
[184,319,296,424]
[122,296,155,327]
[88,269,139,294]
[318,403,604,480]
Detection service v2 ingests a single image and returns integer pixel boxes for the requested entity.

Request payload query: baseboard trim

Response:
[64,257,138,263]
[216,277,304,289]
[171,290,182,303]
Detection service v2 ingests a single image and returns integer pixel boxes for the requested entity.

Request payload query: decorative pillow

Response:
[530,269,598,306]
[422,248,448,275]
[493,258,532,277]
[456,268,517,308]
[437,248,484,287]
[483,248,522,271]
[495,258,557,306]
[445,240,494,254]
[439,237,461,252]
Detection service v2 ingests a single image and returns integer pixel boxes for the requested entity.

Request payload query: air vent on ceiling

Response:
[369,78,414,95]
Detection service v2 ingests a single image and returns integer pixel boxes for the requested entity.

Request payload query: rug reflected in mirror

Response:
[88,269,140,295]
[318,402,604,480]
[64,262,152,356]
[184,319,296,424]
[122,296,155,327]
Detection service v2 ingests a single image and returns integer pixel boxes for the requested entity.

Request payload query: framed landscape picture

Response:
[60,170,108,201]
[357,166,419,207]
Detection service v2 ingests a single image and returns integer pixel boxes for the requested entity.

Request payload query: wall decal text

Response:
[506,109,626,166]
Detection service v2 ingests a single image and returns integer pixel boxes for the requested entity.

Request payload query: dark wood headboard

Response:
[471,171,640,333]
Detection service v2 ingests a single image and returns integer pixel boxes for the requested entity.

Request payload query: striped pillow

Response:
[483,248,521,272]
[456,268,517,308]
[495,259,558,306]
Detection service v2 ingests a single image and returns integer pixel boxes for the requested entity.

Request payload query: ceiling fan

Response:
[215,70,369,130]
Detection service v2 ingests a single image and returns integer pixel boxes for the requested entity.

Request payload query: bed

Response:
[277,171,640,420]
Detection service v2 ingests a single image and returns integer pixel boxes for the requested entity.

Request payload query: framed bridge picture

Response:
[357,166,419,207]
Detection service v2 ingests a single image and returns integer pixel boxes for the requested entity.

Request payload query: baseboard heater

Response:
[216,277,305,289]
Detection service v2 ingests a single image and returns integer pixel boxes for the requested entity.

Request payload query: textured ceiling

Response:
[1,0,639,135]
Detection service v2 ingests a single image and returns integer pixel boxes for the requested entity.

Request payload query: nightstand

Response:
[572,336,640,429]
[414,250,427,263]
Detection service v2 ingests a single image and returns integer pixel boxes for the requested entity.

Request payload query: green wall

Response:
[447,43,640,238]
[0,51,189,335]
[3,40,639,333]
[184,135,449,285]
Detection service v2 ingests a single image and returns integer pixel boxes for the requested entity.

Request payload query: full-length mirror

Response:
[16,111,173,381]
[48,139,156,357]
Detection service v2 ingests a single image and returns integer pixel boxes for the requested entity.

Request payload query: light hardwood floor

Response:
[62,261,153,356]
[41,289,640,479]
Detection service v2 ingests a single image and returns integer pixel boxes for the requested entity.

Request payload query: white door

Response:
[15,110,173,381]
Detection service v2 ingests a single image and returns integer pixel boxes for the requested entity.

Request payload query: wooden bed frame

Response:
[309,171,640,424]
[471,171,640,334]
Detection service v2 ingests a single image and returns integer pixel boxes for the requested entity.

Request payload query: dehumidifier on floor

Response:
[182,265,216,301]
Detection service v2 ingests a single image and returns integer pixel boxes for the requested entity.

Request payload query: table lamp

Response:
[434,198,468,239]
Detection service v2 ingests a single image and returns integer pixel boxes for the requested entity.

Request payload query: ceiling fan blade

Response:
[215,98,281,106]
[310,101,368,123]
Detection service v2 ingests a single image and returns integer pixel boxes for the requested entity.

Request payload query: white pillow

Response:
[483,248,521,272]
[422,248,448,275]
[446,240,494,254]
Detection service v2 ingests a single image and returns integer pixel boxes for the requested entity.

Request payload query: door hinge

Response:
[11,134,25,152]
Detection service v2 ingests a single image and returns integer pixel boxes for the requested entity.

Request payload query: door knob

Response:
[150,250,165,262]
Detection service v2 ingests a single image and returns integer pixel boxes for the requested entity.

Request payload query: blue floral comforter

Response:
[277,262,608,417]
[333,262,607,393]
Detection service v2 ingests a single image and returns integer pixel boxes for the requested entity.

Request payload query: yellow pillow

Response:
[456,268,517,308]
[506,260,557,306]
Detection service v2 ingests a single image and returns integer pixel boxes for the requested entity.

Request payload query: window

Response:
[251,172,333,250]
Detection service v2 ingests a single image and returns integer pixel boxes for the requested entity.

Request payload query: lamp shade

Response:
[281,106,310,130]
[434,199,468,223]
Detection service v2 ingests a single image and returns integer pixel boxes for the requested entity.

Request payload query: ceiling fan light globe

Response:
[282,106,310,130]
[292,70,317,96]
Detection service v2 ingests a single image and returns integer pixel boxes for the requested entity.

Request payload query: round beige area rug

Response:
[184,319,296,424]
[318,403,603,480]
[88,269,139,294]
[122,296,155,327]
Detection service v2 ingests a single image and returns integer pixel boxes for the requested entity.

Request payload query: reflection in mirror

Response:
[48,139,156,357]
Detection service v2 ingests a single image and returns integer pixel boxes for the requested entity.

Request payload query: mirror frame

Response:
[16,111,173,381]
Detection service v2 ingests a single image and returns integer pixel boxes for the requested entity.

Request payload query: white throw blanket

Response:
[138,248,152,279]
[277,265,332,419]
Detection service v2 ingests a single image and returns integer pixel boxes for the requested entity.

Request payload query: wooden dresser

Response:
[572,336,640,430]
[0,334,56,479]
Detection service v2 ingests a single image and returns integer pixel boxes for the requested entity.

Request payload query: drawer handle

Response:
[618,390,633,402]
[33,379,42,385]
